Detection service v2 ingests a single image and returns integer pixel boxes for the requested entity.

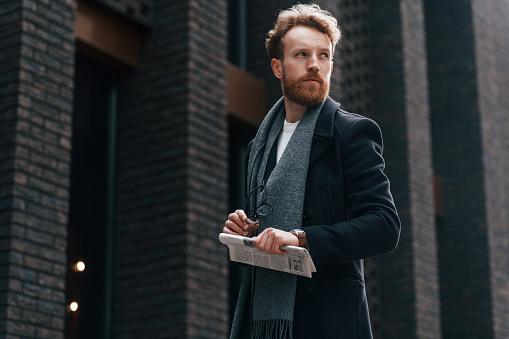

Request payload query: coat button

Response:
[305,282,315,292]
[303,209,312,219]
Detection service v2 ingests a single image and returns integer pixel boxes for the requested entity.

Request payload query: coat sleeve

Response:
[304,117,401,267]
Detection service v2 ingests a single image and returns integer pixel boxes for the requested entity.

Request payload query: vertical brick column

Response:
[0,1,76,338]
[427,0,509,337]
[186,0,229,337]
[472,1,509,337]
[370,0,441,338]
[114,0,228,338]
[427,1,491,338]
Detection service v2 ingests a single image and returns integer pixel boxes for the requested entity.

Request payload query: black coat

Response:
[249,97,400,338]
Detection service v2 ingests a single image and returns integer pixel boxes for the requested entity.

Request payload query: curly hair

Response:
[265,4,342,60]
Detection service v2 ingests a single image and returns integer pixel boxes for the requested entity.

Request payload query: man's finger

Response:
[225,220,247,236]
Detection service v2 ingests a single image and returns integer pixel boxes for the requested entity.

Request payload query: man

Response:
[223,4,400,339]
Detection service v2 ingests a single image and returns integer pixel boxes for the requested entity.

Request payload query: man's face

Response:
[275,25,333,107]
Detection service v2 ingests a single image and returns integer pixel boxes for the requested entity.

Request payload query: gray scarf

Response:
[230,97,323,339]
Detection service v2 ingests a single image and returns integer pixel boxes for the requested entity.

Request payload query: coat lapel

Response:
[309,97,340,164]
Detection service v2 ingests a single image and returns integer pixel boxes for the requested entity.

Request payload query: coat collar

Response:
[309,97,340,164]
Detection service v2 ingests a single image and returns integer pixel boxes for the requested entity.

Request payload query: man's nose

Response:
[307,55,320,72]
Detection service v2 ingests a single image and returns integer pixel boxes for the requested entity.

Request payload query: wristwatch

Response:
[291,229,307,248]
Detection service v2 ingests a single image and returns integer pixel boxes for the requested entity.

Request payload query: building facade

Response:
[0,0,508,338]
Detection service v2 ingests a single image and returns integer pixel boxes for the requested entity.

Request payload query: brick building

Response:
[0,0,507,338]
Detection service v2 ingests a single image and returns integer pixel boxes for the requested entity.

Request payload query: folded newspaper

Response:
[219,233,316,278]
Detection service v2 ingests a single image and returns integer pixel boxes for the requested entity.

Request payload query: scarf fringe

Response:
[253,319,293,339]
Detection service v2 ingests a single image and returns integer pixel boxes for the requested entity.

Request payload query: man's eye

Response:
[297,52,306,56]
[321,53,329,58]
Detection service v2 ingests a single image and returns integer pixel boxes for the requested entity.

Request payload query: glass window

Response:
[66,53,117,339]
[228,0,248,69]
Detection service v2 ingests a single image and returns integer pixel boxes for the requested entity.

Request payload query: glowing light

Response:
[69,302,79,312]
[75,261,85,272]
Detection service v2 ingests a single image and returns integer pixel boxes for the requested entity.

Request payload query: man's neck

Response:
[283,97,308,123]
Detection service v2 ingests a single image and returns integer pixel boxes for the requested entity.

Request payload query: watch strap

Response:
[291,229,307,248]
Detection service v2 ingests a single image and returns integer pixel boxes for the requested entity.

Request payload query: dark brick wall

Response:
[114,0,229,338]
[426,0,496,337]
[186,0,229,337]
[471,1,509,337]
[0,0,76,338]
[371,0,441,338]
[427,0,509,338]
[336,0,372,117]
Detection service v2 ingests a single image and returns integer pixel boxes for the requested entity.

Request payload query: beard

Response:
[282,67,330,107]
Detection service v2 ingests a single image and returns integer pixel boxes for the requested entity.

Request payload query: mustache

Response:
[298,71,325,84]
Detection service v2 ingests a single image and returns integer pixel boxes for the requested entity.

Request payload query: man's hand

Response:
[253,228,299,255]
[223,209,259,237]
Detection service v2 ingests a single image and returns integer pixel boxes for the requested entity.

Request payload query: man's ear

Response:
[331,61,334,73]
[271,58,283,79]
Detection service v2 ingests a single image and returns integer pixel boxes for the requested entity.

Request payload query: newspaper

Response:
[219,233,316,278]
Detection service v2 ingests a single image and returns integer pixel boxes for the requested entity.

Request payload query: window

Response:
[228,0,248,69]
[66,53,117,339]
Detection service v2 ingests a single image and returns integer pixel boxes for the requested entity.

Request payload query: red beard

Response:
[282,69,330,107]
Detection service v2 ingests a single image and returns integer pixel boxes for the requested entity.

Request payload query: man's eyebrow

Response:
[287,43,332,52]
[287,46,308,54]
